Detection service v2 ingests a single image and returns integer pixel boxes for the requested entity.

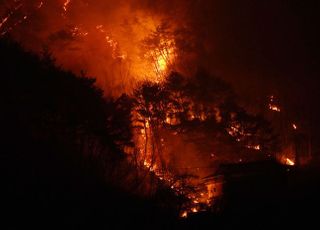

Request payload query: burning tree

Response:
[127,70,279,216]
[140,22,176,82]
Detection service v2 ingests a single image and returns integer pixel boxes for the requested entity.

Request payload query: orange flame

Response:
[269,104,281,112]
[286,158,295,166]
[191,207,198,213]
[180,211,188,218]
[63,0,71,13]
[0,16,9,29]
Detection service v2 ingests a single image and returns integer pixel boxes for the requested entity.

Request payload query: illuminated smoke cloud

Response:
[0,0,201,96]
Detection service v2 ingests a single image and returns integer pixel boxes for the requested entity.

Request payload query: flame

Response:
[180,211,188,218]
[63,0,71,13]
[246,144,260,150]
[70,26,88,37]
[156,40,175,73]
[157,55,167,72]
[269,104,281,112]
[143,38,176,82]
[0,1,44,36]
[95,24,126,60]
[286,158,295,166]
[292,123,297,130]
[268,95,281,112]
[191,207,198,213]
[37,1,44,9]
[1,2,176,90]
[0,1,264,218]
[132,109,215,218]
[0,16,9,29]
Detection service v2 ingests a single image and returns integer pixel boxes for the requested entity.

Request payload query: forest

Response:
[1,33,319,228]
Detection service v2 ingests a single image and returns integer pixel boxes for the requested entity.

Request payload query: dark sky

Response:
[195,1,319,94]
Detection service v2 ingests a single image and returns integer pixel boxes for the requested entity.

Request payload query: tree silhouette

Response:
[1,37,177,228]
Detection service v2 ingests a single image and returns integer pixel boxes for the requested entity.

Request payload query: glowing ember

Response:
[246,144,261,150]
[95,25,126,60]
[180,211,188,218]
[0,16,9,29]
[0,1,43,36]
[269,104,281,112]
[191,207,198,213]
[63,0,71,13]
[268,95,281,112]
[286,158,295,166]
[37,2,44,9]
[143,160,152,169]
[292,123,297,130]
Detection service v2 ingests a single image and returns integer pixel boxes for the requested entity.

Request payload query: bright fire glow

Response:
[286,158,295,166]
[246,144,260,150]
[63,0,71,12]
[143,38,176,82]
[292,123,297,130]
[269,104,281,112]
[37,2,44,9]
[156,41,174,73]
[0,2,178,91]
[191,207,198,213]
[268,95,281,112]
[0,16,9,29]
[157,55,167,72]
[95,25,126,60]
[180,211,188,218]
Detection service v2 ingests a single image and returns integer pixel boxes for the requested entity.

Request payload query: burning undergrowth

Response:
[114,70,281,217]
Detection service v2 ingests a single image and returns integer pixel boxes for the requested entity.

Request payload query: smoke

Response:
[0,1,315,96]
[0,1,157,94]
[1,0,318,150]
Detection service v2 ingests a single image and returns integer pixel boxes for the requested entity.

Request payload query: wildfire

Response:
[132,107,216,219]
[2,1,289,220]
[0,1,44,36]
[292,123,297,130]
[95,25,126,60]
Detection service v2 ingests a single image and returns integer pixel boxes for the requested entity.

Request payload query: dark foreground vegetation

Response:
[0,38,175,229]
[1,38,320,229]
